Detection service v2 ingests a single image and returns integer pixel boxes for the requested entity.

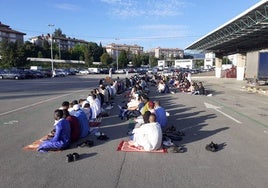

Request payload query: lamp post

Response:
[58,41,61,60]
[48,24,54,76]
[115,38,119,70]
[116,45,119,70]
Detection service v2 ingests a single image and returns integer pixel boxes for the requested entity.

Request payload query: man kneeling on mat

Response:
[128,114,162,151]
[38,109,71,152]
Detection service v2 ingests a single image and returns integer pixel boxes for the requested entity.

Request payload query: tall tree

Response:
[118,50,128,68]
[100,52,113,66]
[140,53,149,65]
[149,55,158,67]
[0,39,11,68]
[54,28,66,38]
[14,41,27,67]
[0,40,27,68]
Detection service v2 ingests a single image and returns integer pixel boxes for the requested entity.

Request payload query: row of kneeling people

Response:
[37,83,116,152]
[119,75,170,151]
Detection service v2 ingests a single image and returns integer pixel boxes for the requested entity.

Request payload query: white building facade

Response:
[105,43,144,59]
[155,47,184,59]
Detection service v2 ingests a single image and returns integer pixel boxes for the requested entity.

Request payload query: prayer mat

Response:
[117,140,167,153]
[22,135,48,151]
[89,117,102,127]
[22,135,61,152]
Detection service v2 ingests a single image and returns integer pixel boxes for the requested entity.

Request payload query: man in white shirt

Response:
[129,114,162,151]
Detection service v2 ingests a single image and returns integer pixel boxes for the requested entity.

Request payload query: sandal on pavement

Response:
[72,153,80,161]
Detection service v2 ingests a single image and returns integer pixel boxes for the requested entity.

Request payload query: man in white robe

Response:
[129,114,162,151]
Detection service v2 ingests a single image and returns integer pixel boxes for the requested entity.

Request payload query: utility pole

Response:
[48,24,54,76]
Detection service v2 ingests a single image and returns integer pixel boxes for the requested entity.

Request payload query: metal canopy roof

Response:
[185,0,268,56]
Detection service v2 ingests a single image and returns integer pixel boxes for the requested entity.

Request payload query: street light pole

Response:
[116,45,119,70]
[48,24,54,76]
[115,38,119,70]
[58,41,61,59]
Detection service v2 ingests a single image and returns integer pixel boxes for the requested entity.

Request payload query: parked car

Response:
[88,68,100,74]
[127,68,136,73]
[52,69,66,77]
[99,68,109,74]
[64,69,76,75]
[23,69,37,79]
[40,69,53,77]
[136,68,148,75]
[79,69,89,74]
[115,69,125,74]
[0,70,25,80]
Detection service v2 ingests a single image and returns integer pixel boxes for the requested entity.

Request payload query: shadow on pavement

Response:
[93,84,230,150]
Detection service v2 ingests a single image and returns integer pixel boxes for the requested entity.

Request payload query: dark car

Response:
[40,69,53,78]
[100,68,109,74]
[0,70,25,80]
[136,68,148,75]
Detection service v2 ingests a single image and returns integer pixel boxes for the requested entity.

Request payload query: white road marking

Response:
[4,120,19,125]
[0,90,87,116]
[204,102,242,124]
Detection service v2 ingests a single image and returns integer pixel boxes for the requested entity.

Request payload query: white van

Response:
[88,68,100,74]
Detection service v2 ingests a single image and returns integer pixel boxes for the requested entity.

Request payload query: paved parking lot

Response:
[0,74,267,188]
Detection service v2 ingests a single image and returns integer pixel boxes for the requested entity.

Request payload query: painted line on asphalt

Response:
[206,97,268,129]
[0,89,88,117]
[204,102,242,124]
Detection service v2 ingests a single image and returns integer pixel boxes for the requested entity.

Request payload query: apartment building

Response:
[0,22,25,43]
[154,47,184,59]
[105,43,144,59]
[29,34,88,50]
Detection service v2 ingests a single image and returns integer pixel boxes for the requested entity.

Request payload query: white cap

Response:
[73,104,80,111]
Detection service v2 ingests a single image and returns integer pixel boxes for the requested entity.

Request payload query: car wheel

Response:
[15,76,19,80]
[0,76,3,79]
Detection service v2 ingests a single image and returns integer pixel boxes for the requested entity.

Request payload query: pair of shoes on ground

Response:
[165,126,185,136]
[205,142,218,152]
[163,140,174,147]
[167,146,185,153]
[77,140,94,148]
[163,133,183,141]
[66,153,80,162]
[162,136,174,147]
[97,134,109,140]
[165,131,185,137]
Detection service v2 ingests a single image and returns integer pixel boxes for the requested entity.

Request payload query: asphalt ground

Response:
[0,74,267,188]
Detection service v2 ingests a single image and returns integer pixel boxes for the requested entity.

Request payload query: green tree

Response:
[0,40,27,68]
[54,28,66,38]
[37,51,43,58]
[118,50,128,68]
[100,52,113,66]
[131,53,141,67]
[0,39,11,68]
[149,55,158,67]
[195,59,204,68]
[140,53,149,65]
[14,42,27,67]
[83,45,91,66]
[71,44,84,60]
[41,39,50,58]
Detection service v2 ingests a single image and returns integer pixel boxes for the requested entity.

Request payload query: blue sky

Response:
[0,0,262,51]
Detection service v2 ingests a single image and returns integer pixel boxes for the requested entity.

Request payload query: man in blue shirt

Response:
[154,101,167,129]
[38,109,71,152]
[73,104,90,138]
